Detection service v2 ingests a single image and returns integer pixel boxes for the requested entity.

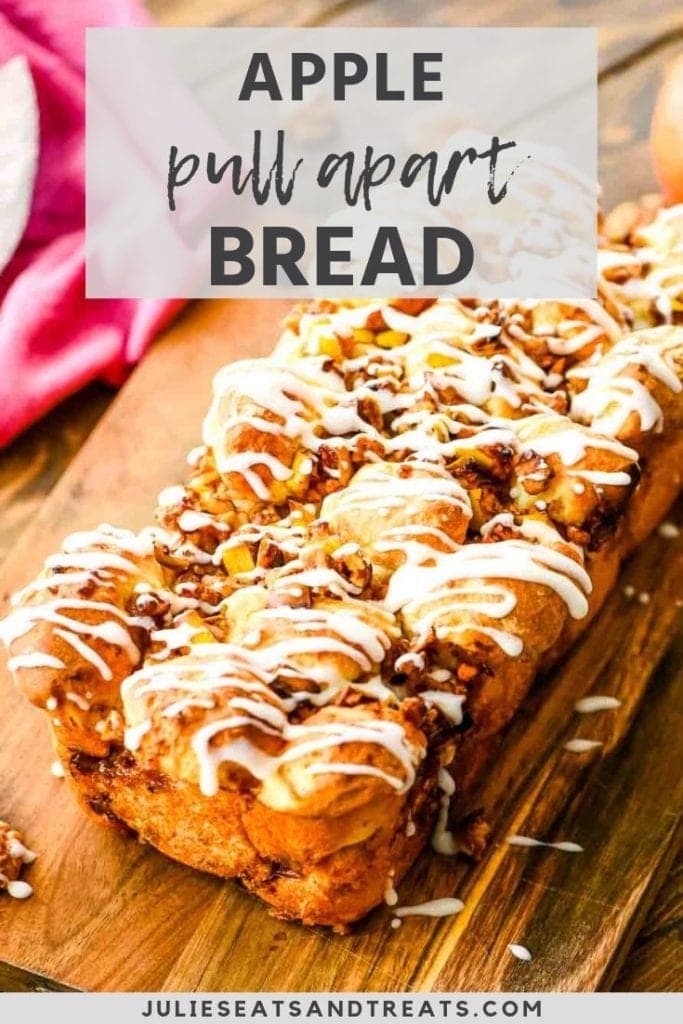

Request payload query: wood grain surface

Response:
[0,0,681,995]
[613,851,683,992]
[0,298,681,992]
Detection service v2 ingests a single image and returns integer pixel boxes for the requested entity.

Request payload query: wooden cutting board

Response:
[0,299,681,992]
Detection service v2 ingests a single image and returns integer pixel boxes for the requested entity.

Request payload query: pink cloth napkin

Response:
[0,0,184,447]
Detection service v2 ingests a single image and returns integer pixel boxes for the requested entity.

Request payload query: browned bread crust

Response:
[2,201,682,928]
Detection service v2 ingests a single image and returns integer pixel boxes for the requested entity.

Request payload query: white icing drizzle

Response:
[186,445,207,466]
[0,526,164,694]
[52,627,113,681]
[203,358,381,498]
[420,690,465,724]
[122,643,423,798]
[508,296,621,359]
[61,525,157,559]
[7,838,37,864]
[177,510,224,533]
[7,653,65,671]
[66,691,90,712]
[271,566,361,601]
[246,599,398,689]
[193,714,419,798]
[50,760,65,779]
[480,513,515,537]
[389,537,591,621]
[218,452,294,500]
[124,720,152,749]
[45,549,141,577]
[150,620,208,658]
[515,414,638,489]
[567,468,632,486]
[571,330,682,437]
[384,529,590,661]
[574,376,664,436]
[394,652,425,674]
[516,414,637,465]
[432,767,459,856]
[600,211,683,319]
[158,485,186,507]
[203,299,622,501]
[326,462,472,519]
[1,599,142,664]
[5,281,682,847]
[331,542,360,558]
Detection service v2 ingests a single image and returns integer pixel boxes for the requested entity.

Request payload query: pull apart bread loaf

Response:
[2,200,682,928]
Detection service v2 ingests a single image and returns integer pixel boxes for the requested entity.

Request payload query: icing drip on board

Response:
[564,738,603,753]
[508,943,533,961]
[507,834,583,853]
[393,897,464,920]
[575,695,622,713]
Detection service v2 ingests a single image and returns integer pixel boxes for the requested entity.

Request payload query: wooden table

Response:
[0,0,681,993]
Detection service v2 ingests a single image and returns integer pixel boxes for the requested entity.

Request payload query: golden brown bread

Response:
[2,201,682,928]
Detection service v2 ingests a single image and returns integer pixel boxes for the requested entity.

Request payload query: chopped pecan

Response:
[455,810,491,860]
[335,551,373,596]
[390,298,435,317]
[365,309,388,332]
[153,542,192,570]
[456,663,480,684]
[356,394,384,432]
[516,451,552,494]
[257,538,286,569]
[351,436,385,465]
[482,521,518,542]
[566,525,591,548]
